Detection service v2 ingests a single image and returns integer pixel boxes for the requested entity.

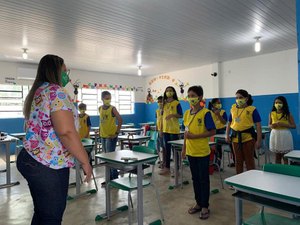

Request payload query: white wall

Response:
[144,64,218,100]
[145,48,298,99]
[220,49,298,97]
[0,61,146,102]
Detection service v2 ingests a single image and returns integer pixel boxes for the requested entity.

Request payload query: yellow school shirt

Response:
[211,109,226,130]
[162,100,180,134]
[183,108,211,157]
[230,104,256,143]
[99,106,117,138]
[156,109,163,131]
[79,114,90,139]
[270,111,289,130]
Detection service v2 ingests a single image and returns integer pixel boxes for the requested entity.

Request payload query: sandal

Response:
[199,209,210,220]
[188,204,201,214]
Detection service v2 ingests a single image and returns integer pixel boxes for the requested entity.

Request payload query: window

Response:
[78,88,135,115]
[0,84,31,118]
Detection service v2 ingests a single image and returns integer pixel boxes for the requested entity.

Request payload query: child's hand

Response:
[185,131,194,139]
[165,114,173,120]
[225,136,231,143]
[181,148,186,159]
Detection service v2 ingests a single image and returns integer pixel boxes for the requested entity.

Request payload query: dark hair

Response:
[208,98,220,110]
[23,54,64,119]
[163,86,179,101]
[101,91,111,99]
[78,103,87,110]
[271,96,290,119]
[236,89,253,106]
[157,96,163,101]
[187,85,203,97]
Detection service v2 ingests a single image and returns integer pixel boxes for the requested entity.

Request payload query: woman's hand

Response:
[81,163,92,183]
[181,148,186,159]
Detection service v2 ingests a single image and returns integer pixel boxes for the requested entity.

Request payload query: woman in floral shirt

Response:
[17,55,92,225]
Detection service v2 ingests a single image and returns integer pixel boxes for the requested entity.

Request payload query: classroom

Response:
[0,1,300,225]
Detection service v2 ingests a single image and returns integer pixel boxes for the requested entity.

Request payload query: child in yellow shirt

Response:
[78,103,91,139]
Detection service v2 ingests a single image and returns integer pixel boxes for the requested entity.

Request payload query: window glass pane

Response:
[0,84,22,91]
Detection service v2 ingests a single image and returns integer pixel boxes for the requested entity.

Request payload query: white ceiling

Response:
[0,0,296,76]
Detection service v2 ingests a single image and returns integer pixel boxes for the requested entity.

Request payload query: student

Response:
[156,96,165,167]
[17,55,92,225]
[99,91,122,180]
[78,103,91,139]
[159,86,183,175]
[269,96,296,164]
[182,85,216,220]
[208,98,228,167]
[226,89,262,174]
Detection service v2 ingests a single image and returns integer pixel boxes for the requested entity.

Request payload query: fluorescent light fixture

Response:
[137,66,142,76]
[22,48,28,59]
[137,50,142,65]
[254,37,261,53]
[17,76,35,80]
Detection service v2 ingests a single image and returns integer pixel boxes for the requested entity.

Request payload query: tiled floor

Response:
[0,150,288,225]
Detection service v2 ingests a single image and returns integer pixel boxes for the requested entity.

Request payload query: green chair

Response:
[109,146,164,225]
[81,138,98,191]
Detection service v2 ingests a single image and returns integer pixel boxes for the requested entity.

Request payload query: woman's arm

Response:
[51,110,92,182]
[255,122,262,149]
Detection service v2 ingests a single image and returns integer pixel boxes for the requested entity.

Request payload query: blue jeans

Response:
[101,137,119,179]
[163,133,179,169]
[17,149,70,225]
[188,155,210,208]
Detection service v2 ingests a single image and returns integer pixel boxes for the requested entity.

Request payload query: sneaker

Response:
[159,168,170,175]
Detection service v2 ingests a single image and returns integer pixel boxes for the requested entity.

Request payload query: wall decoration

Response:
[146,88,154,104]
[81,82,143,92]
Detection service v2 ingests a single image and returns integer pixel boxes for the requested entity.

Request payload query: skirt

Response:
[269,129,293,153]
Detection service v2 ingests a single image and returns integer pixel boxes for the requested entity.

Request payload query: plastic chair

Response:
[81,138,98,191]
[108,146,164,225]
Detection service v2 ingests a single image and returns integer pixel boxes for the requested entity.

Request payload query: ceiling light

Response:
[137,66,142,76]
[137,50,142,65]
[254,37,261,53]
[22,48,28,59]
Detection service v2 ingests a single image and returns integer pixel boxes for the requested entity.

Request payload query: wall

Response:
[144,48,300,149]
[0,61,147,136]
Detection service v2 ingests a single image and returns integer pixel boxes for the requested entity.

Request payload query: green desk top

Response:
[225,170,300,205]
[95,150,157,165]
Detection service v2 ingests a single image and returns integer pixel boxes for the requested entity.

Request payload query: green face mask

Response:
[79,109,85,114]
[166,91,174,98]
[61,71,70,87]
[214,103,222,109]
[275,103,283,110]
[103,99,111,106]
[236,99,246,107]
[188,97,199,106]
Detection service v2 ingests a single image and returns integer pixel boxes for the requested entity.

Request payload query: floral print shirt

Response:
[24,82,78,169]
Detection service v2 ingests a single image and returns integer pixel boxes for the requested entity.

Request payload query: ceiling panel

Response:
[0,0,296,75]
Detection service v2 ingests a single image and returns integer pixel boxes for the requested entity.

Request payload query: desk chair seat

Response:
[108,146,164,225]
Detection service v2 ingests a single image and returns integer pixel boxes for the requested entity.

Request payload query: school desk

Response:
[284,150,300,163]
[95,150,158,225]
[0,135,20,189]
[224,170,300,225]
[118,134,150,149]
[168,139,218,189]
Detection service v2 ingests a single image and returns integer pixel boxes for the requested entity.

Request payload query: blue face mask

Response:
[61,71,70,87]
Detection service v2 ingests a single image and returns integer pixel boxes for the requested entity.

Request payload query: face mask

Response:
[103,99,111,106]
[214,103,222,109]
[236,99,246,107]
[166,91,174,98]
[79,110,85,114]
[61,71,70,87]
[275,103,283,110]
[188,97,199,106]
[158,103,163,108]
